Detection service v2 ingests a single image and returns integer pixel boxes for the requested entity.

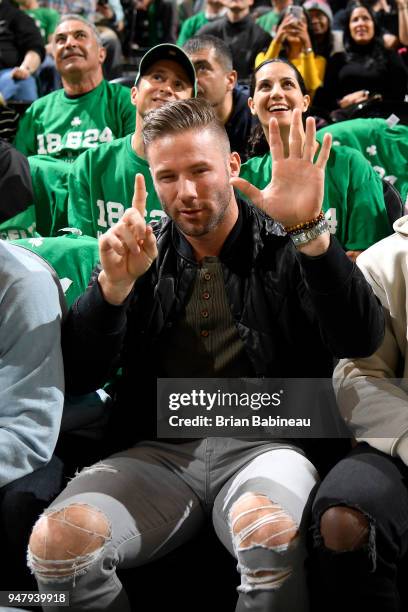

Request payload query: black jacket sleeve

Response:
[0,139,33,223]
[384,49,408,101]
[297,236,385,358]
[9,4,45,63]
[313,52,345,111]
[62,276,132,394]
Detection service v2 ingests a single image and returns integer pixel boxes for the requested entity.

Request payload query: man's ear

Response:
[131,85,138,107]
[226,69,237,93]
[98,45,107,65]
[229,151,241,177]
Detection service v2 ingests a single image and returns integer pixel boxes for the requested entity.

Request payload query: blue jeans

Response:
[0,68,38,101]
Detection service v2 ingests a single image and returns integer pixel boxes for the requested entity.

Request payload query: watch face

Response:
[291,219,329,246]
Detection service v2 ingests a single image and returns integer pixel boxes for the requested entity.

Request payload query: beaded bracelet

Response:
[284,211,325,234]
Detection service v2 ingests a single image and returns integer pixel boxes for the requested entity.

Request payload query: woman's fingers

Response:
[302,116,316,162]
[268,117,284,161]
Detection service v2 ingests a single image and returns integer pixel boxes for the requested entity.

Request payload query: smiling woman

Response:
[240,58,392,256]
[248,59,310,155]
[314,2,408,110]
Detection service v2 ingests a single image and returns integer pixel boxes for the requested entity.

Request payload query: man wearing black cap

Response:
[67,43,196,238]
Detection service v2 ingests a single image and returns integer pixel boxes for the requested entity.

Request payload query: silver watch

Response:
[289,218,329,247]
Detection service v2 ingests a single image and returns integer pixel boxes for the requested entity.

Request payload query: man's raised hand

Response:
[231,109,332,228]
[98,174,158,305]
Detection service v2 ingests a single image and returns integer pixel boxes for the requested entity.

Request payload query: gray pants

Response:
[30,439,318,611]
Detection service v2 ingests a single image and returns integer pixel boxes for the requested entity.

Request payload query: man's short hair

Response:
[183,35,234,72]
[143,98,231,154]
[55,14,103,47]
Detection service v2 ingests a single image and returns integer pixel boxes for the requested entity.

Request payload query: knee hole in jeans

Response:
[320,505,369,552]
[230,492,298,549]
[230,493,299,591]
[28,503,111,582]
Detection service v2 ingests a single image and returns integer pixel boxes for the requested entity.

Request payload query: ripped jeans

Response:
[310,443,408,612]
[28,438,318,611]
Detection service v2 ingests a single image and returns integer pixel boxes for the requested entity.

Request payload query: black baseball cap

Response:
[135,44,197,96]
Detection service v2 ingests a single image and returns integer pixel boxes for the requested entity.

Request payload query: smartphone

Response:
[288,5,304,21]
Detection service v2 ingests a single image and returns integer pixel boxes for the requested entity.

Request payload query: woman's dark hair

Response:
[343,2,387,69]
[247,59,309,158]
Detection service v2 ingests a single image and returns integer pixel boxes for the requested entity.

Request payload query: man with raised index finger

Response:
[28,99,384,612]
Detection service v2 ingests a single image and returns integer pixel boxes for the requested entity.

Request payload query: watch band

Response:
[290,218,329,247]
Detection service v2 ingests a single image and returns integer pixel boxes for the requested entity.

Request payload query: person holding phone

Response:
[255,4,326,99]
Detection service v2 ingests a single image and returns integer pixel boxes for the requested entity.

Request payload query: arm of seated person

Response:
[334,244,408,463]
[0,243,64,487]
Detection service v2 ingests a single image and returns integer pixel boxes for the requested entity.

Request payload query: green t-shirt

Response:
[68,134,164,237]
[240,145,391,251]
[28,155,71,237]
[0,205,38,241]
[10,234,100,307]
[14,80,136,162]
[317,118,408,207]
[24,7,59,42]
[177,12,209,45]
[256,10,280,35]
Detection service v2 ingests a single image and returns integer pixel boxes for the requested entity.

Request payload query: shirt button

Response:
[202,291,210,300]
[201,329,209,337]
[204,272,211,281]
[201,310,209,318]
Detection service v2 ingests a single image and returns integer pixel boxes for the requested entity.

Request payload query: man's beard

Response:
[159,180,232,238]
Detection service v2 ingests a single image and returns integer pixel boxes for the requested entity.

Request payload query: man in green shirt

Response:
[68,43,197,237]
[176,0,226,46]
[14,14,135,236]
